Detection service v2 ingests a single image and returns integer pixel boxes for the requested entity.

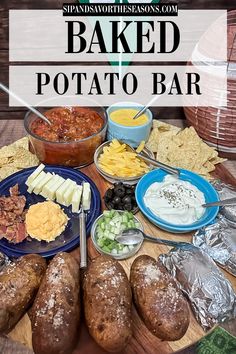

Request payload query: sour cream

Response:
[144,175,205,225]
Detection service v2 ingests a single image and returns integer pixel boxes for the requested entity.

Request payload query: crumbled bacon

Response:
[0,184,28,243]
[9,184,19,197]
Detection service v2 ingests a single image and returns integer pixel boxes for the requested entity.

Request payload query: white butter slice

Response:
[63,180,77,206]
[71,185,83,213]
[40,175,64,199]
[25,163,45,186]
[56,178,75,205]
[45,176,65,200]
[34,172,53,195]
[82,182,91,210]
[27,171,46,193]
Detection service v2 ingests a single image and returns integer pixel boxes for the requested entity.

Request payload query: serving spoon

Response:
[118,139,179,177]
[132,81,172,120]
[0,82,52,126]
[116,228,194,250]
[116,198,236,247]
[202,197,236,208]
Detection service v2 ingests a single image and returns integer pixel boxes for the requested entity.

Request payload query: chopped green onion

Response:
[95,209,141,255]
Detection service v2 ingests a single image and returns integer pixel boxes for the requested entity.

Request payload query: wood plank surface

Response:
[3,161,236,354]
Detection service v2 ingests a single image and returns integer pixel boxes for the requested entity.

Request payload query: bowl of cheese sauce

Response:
[107,102,153,148]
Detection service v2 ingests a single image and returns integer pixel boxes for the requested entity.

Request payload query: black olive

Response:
[114,186,126,198]
[107,201,115,210]
[104,188,113,201]
[118,204,124,210]
[104,195,110,203]
[124,203,133,211]
[131,195,136,203]
[125,188,133,195]
[113,196,121,205]
[122,195,132,204]
[114,182,123,188]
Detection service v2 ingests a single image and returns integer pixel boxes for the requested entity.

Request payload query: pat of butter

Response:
[27,171,46,193]
[71,185,83,213]
[41,175,63,199]
[63,180,77,207]
[34,173,53,195]
[56,178,74,205]
[82,182,91,210]
[26,163,45,186]
[45,176,65,200]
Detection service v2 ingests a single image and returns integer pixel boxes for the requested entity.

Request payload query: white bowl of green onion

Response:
[91,210,143,260]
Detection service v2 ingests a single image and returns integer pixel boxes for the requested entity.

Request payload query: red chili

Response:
[31,107,104,142]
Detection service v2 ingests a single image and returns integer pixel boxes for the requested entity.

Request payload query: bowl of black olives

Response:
[103,182,139,213]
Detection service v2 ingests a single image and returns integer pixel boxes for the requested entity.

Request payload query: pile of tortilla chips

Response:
[0,137,39,181]
[146,121,225,180]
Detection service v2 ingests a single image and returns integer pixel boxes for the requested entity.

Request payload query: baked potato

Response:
[83,255,132,352]
[130,255,190,341]
[0,254,46,333]
[31,252,80,354]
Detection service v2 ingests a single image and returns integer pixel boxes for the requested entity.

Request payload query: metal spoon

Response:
[133,81,172,120]
[202,197,236,208]
[118,140,179,177]
[116,228,194,250]
[0,82,52,126]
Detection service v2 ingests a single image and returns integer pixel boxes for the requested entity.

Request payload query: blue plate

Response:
[0,166,101,258]
[135,169,219,233]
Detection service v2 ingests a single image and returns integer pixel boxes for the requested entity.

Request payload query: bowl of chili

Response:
[24,104,108,167]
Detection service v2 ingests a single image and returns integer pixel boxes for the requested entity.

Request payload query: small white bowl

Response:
[91,211,144,260]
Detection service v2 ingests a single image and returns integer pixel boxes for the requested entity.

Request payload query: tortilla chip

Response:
[146,129,160,152]
[156,139,179,163]
[0,166,19,181]
[146,120,226,180]
[0,145,17,158]
[10,148,39,168]
[0,137,38,181]
[210,156,226,165]
[170,150,198,171]
[0,157,10,167]
[153,120,181,133]
[12,137,29,150]
[203,161,216,173]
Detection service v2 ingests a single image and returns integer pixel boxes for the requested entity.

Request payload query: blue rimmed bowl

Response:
[135,169,220,233]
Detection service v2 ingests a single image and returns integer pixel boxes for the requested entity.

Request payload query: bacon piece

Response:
[4,223,27,244]
[10,184,19,197]
[15,223,27,243]
[0,184,28,243]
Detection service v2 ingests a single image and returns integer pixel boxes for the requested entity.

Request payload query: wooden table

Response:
[0,119,236,354]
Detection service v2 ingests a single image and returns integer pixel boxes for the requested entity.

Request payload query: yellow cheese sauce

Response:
[110,109,148,127]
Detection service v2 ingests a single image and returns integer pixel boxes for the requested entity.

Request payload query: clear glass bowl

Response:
[24,102,108,168]
[90,211,144,260]
[94,140,154,185]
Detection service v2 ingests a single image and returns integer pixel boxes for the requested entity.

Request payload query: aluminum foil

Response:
[212,180,236,226]
[193,216,236,276]
[160,247,236,330]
